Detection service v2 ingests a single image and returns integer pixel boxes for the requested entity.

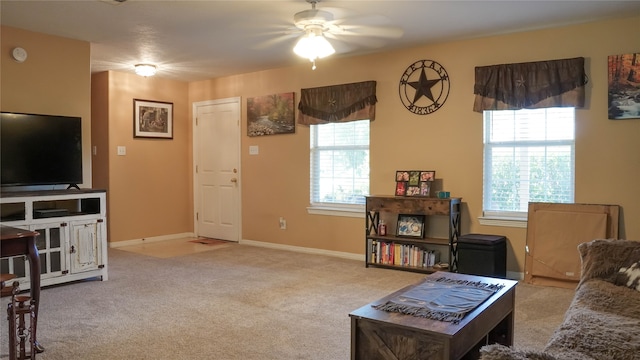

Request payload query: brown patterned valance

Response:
[473,57,587,112]
[298,80,377,125]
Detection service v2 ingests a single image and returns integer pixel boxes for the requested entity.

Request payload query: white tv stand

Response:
[0,189,108,290]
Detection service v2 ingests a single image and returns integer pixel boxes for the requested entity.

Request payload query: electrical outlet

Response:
[279,217,287,230]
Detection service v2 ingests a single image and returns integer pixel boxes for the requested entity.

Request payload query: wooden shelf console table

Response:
[365,196,462,273]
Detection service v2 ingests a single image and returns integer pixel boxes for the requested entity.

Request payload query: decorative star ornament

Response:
[399,60,450,115]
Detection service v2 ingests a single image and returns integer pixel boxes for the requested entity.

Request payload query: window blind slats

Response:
[484,108,575,216]
[311,120,370,205]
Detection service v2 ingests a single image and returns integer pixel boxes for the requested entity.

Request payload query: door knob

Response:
[230,178,238,183]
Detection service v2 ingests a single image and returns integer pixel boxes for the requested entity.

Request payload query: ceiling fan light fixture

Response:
[293,28,335,64]
[134,63,157,77]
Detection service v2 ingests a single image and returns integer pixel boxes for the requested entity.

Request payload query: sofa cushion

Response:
[479,344,558,360]
[616,261,640,292]
[578,239,640,287]
[543,279,640,359]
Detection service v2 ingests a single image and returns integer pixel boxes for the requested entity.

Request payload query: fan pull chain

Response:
[312,60,317,70]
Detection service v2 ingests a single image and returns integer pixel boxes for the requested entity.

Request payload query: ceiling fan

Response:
[288,0,404,69]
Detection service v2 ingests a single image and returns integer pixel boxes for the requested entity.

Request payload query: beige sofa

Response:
[480,239,640,360]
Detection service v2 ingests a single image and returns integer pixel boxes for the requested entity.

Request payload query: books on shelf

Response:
[369,240,440,268]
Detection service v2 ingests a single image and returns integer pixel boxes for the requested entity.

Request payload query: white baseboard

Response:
[507,271,524,280]
[240,239,363,261]
[111,236,526,279]
[109,232,196,248]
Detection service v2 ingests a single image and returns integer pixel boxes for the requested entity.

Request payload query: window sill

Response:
[307,205,364,218]
[478,216,527,228]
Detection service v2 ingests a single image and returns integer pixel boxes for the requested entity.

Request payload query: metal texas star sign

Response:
[398,60,450,115]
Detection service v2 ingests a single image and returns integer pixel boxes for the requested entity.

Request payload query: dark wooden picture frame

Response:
[396,171,410,182]
[420,171,436,181]
[420,181,431,196]
[134,99,173,139]
[396,170,436,197]
[396,214,425,238]
[406,185,420,196]
[408,171,420,186]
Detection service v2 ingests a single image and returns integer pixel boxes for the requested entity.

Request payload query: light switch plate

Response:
[117,146,126,155]
[249,146,259,155]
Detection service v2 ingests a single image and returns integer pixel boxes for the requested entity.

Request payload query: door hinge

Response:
[196,117,198,126]
[196,165,198,173]
[196,212,199,221]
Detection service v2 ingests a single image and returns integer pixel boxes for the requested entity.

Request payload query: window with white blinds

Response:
[310,120,369,208]
[483,108,575,220]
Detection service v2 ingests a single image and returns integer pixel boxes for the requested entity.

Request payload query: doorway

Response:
[192,98,241,241]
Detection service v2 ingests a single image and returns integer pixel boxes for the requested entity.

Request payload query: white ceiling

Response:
[2,0,639,82]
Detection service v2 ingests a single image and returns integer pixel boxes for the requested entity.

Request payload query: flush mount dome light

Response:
[134,64,157,77]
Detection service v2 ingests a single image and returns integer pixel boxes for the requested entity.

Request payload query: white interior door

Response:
[193,98,241,241]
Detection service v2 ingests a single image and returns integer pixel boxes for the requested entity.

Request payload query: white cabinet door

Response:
[0,222,69,288]
[29,222,69,280]
[69,220,104,274]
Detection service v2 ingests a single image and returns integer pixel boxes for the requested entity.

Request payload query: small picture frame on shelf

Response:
[408,171,420,186]
[396,171,410,182]
[405,186,420,196]
[420,182,431,196]
[420,171,436,181]
[395,181,407,196]
[396,214,425,238]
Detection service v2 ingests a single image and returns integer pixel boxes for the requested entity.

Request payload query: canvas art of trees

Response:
[608,53,640,120]
[247,92,295,136]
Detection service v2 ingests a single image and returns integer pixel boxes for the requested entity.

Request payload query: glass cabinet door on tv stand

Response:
[1,222,68,287]
[365,195,461,274]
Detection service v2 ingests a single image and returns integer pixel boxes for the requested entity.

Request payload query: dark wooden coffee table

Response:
[349,271,518,360]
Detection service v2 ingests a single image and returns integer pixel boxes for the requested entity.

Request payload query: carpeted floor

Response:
[115,237,232,258]
[1,243,575,359]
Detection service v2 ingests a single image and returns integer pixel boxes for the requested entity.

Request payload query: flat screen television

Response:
[1,112,83,188]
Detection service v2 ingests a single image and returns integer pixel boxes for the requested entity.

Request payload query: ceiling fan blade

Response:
[252,32,301,50]
[329,24,404,39]
[325,33,387,50]
[248,21,302,50]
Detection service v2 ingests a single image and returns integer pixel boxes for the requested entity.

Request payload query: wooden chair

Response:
[3,277,37,360]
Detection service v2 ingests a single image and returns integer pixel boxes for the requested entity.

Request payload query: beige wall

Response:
[190,15,640,274]
[3,16,639,275]
[91,71,192,243]
[1,26,92,188]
